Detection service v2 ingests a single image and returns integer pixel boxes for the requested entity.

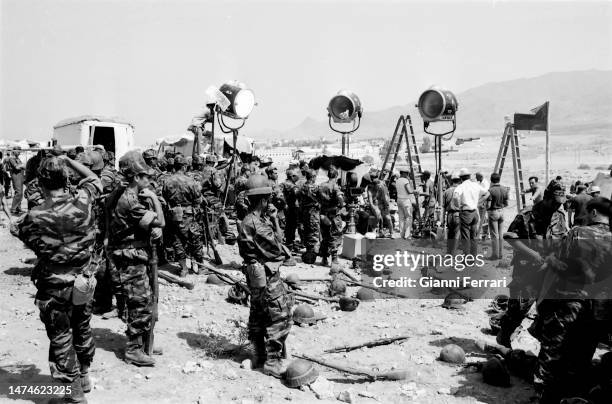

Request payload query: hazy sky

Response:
[1,0,611,145]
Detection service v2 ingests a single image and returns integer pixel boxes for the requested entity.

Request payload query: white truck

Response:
[52,115,135,166]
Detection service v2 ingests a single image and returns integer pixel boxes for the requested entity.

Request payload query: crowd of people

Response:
[2,144,612,404]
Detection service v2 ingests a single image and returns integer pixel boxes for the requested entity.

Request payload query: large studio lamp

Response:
[416,87,458,136]
[327,90,362,156]
[216,81,256,131]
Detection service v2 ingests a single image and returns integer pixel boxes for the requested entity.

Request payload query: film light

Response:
[328,90,363,124]
[219,81,256,119]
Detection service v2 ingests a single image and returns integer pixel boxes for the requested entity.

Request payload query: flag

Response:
[513,101,549,131]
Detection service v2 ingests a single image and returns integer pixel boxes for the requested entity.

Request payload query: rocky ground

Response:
[0,210,539,404]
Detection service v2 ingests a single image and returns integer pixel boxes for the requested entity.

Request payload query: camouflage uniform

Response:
[498,199,568,346]
[531,222,612,402]
[7,153,25,213]
[238,211,293,366]
[318,178,344,260]
[107,187,156,341]
[201,164,232,240]
[24,177,45,210]
[234,174,250,221]
[298,177,320,255]
[280,178,299,250]
[162,171,204,263]
[14,175,101,383]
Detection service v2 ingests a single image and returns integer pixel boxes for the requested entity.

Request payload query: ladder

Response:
[494,123,526,212]
[381,115,423,219]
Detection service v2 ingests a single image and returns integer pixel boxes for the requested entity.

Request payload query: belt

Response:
[461,209,476,212]
[487,207,503,211]
[110,240,148,249]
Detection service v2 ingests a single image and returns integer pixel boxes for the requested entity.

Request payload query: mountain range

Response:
[250,70,612,141]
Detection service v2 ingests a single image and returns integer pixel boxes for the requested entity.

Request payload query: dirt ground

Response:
[1,132,608,404]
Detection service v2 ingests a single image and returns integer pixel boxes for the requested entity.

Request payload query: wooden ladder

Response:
[494,123,526,211]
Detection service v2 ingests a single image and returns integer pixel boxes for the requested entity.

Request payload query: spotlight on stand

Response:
[416,87,458,136]
[216,81,256,132]
[327,90,362,156]
[416,86,458,232]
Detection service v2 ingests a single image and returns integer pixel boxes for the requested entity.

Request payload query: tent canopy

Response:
[54,115,134,129]
[155,132,254,156]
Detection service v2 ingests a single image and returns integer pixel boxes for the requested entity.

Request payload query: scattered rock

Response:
[28,339,40,347]
[241,359,252,369]
[337,389,355,403]
[26,309,35,315]
[145,374,153,380]
[357,391,376,399]
[224,368,239,380]
[437,387,451,395]
[309,376,335,400]
[0,321,6,326]
[182,361,202,374]
[94,385,105,391]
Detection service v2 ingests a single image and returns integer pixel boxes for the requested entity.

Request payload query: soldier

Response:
[318,166,345,269]
[142,149,160,175]
[201,154,233,241]
[298,169,320,264]
[531,197,612,403]
[162,155,204,276]
[419,170,436,222]
[443,171,461,254]
[266,165,285,228]
[238,174,294,377]
[107,151,165,367]
[499,180,569,348]
[100,151,120,196]
[7,146,25,215]
[280,169,300,252]
[11,154,101,403]
[234,165,251,222]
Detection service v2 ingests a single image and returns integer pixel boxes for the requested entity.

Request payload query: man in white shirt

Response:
[452,168,489,255]
[475,172,490,239]
[395,169,417,239]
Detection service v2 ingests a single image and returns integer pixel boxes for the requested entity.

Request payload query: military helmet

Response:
[192,155,203,166]
[37,156,67,183]
[439,344,465,364]
[442,292,467,309]
[142,149,157,161]
[328,278,347,296]
[89,150,104,171]
[284,359,319,388]
[285,273,301,287]
[482,357,511,387]
[356,287,376,301]
[338,296,359,312]
[293,304,315,325]
[119,150,155,177]
[174,154,188,167]
[489,312,504,334]
[245,174,272,196]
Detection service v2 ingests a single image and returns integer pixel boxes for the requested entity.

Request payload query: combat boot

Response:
[124,336,155,367]
[262,358,288,379]
[247,338,266,369]
[320,256,329,267]
[80,364,91,393]
[179,259,188,278]
[64,378,87,403]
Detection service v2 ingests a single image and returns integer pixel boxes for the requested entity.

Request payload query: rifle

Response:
[202,206,223,265]
[145,236,159,356]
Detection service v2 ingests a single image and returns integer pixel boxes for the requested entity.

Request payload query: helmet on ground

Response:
[489,312,504,334]
[328,278,347,296]
[119,150,155,177]
[338,297,359,312]
[482,357,511,387]
[439,344,465,364]
[491,294,509,313]
[245,174,272,196]
[284,359,319,388]
[356,287,376,301]
[285,273,301,287]
[442,292,467,309]
[293,304,315,324]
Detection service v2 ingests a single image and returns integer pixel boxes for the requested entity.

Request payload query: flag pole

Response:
[545,101,550,185]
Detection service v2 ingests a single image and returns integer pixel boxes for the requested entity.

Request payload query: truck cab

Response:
[52,115,135,167]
